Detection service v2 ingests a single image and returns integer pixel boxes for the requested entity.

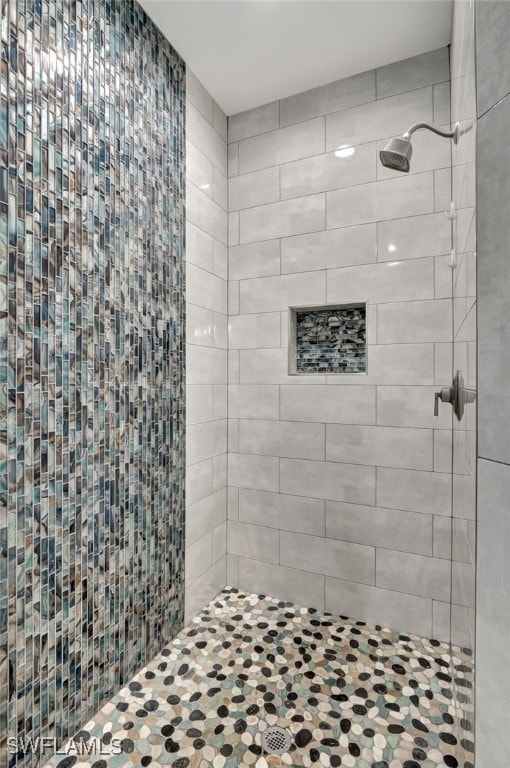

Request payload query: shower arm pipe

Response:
[403,120,460,144]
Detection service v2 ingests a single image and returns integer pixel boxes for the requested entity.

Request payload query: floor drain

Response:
[260,726,292,755]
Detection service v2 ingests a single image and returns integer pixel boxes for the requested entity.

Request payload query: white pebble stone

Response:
[203,746,215,761]
[255,758,268,768]
[372,747,383,762]
[213,754,225,768]
[374,733,386,748]
[342,756,355,767]
[352,724,363,735]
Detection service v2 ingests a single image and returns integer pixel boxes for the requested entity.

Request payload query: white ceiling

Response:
[140,0,453,116]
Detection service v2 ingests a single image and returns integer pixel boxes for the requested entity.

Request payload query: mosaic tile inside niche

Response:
[295,306,367,374]
[0,0,185,765]
[47,588,475,768]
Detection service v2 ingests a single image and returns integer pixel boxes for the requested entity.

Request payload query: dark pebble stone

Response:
[190,710,206,721]
[124,722,134,730]
[172,760,190,768]
[443,713,454,725]
[178,664,189,675]
[91,763,107,768]
[310,749,321,763]
[171,717,183,726]
[145,671,156,679]
[129,682,142,691]
[136,709,148,718]
[75,731,91,742]
[141,758,152,767]
[121,739,135,754]
[265,703,277,715]
[295,729,312,747]
[386,703,400,712]
[340,719,351,733]
[116,702,128,712]
[167,695,180,705]
[234,719,247,734]
[443,758,458,768]
[161,725,175,737]
[388,725,405,734]
[412,719,429,733]
[217,705,229,718]
[144,700,159,712]
[190,692,202,702]
[308,698,319,707]
[220,745,233,757]
[374,684,388,695]
[349,743,360,757]
[461,739,475,753]
[215,725,225,735]
[247,704,259,715]
[403,763,420,768]
[330,757,342,767]
[353,704,367,715]
[102,734,112,745]
[371,763,389,768]
[193,739,206,750]
[164,740,180,753]
[164,676,175,686]
[364,728,375,738]
[57,760,77,768]
[414,737,428,748]
[186,728,202,738]
[440,733,457,745]
[392,664,406,675]
[412,748,427,760]
[321,738,339,747]
[248,745,262,755]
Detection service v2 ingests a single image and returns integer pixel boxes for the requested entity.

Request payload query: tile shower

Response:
[0,1,483,767]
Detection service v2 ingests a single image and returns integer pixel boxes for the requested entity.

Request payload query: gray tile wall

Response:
[475,1,510,764]
[185,70,228,621]
[226,49,454,640]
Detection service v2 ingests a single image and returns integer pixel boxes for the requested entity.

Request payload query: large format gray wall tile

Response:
[477,94,510,464]
[476,459,510,768]
[476,0,510,117]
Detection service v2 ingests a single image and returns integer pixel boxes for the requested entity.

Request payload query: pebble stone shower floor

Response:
[49,588,474,768]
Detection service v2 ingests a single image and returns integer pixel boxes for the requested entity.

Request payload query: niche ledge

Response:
[289,303,367,375]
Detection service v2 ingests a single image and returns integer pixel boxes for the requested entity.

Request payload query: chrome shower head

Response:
[379,136,413,173]
[379,121,460,173]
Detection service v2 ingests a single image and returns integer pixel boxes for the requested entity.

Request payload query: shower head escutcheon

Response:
[379,121,460,172]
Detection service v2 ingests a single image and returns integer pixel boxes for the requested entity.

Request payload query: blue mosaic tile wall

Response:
[0,0,186,764]
[295,306,367,373]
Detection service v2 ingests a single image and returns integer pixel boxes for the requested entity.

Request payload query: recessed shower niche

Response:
[289,303,367,374]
